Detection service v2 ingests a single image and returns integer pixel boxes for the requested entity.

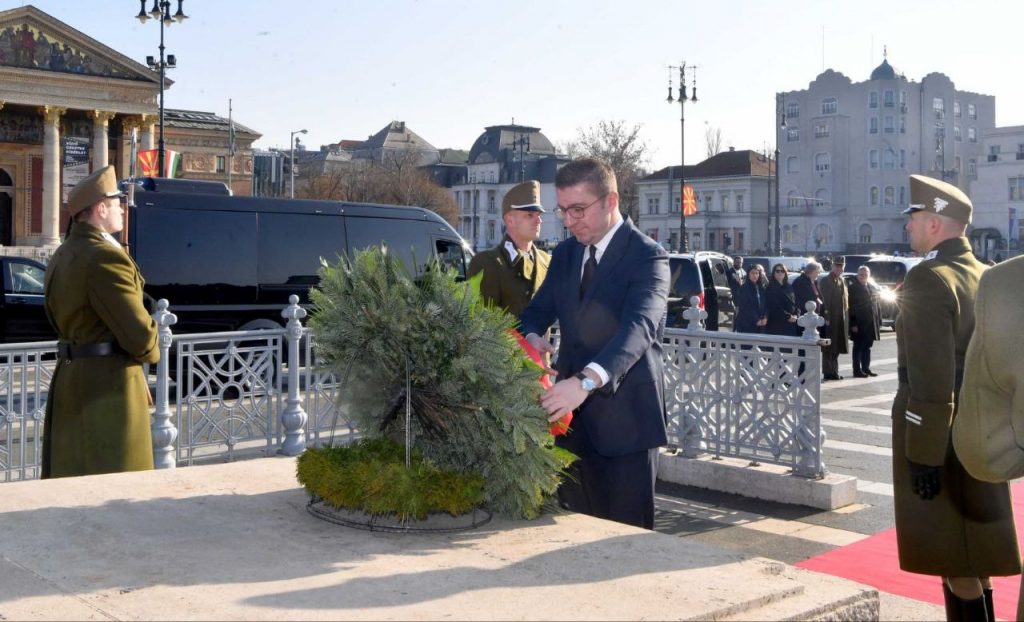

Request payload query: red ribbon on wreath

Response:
[510,329,572,436]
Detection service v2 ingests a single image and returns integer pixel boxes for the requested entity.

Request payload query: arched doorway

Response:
[0,168,14,246]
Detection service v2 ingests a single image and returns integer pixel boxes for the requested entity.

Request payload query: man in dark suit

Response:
[520,158,669,530]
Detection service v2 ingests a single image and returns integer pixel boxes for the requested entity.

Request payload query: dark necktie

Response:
[579,245,597,299]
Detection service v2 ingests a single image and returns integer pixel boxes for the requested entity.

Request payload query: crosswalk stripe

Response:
[826,394,896,409]
[856,479,895,497]
[821,418,890,435]
[825,438,891,457]
[821,372,898,390]
[823,405,893,417]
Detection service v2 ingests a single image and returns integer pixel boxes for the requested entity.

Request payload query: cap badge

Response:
[933,197,949,213]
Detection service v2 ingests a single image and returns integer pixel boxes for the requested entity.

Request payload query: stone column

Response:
[40,105,65,247]
[140,114,156,151]
[88,110,115,171]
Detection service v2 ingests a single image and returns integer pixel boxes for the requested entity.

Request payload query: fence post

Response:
[279,295,308,456]
[682,296,708,331]
[794,300,828,477]
[151,299,178,469]
[797,301,825,341]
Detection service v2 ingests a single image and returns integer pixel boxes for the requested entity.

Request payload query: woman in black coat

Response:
[765,262,800,337]
[734,264,767,334]
[847,265,881,377]
[791,261,823,317]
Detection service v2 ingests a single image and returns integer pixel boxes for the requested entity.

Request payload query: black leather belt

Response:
[897,366,963,390]
[57,341,122,361]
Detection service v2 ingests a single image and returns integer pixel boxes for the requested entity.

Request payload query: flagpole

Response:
[227,98,234,192]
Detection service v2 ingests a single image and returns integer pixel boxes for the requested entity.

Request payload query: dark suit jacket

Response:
[519,219,669,457]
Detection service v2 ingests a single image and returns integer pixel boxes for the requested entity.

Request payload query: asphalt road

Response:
[654,330,902,564]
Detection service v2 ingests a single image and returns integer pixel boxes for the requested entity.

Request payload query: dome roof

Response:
[870,58,896,81]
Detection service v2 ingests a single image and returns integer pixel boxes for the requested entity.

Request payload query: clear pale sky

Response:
[17,0,1024,170]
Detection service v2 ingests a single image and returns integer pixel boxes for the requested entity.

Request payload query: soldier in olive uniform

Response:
[953,255,1024,622]
[893,174,1020,621]
[42,165,159,479]
[467,180,550,317]
[818,256,848,380]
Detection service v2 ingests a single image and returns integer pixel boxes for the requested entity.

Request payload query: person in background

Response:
[467,180,550,317]
[733,264,767,334]
[726,255,744,297]
[818,256,849,381]
[953,255,1024,622]
[893,174,1019,621]
[792,261,823,317]
[847,265,881,378]
[765,262,800,337]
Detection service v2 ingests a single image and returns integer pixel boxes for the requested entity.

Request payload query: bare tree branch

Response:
[565,120,650,223]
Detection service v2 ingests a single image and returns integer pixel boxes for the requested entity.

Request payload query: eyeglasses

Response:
[774,269,786,273]
[555,194,606,221]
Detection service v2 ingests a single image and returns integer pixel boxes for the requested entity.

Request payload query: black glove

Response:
[908,461,941,500]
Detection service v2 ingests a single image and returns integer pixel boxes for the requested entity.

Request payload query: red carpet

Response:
[796,482,1024,621]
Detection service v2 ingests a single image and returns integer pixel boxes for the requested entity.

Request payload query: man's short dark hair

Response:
[555,158,617,197]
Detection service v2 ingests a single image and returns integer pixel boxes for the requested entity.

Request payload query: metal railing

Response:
[0,297,829,482]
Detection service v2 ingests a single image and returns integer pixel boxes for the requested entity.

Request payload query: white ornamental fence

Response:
[0,297,829,483]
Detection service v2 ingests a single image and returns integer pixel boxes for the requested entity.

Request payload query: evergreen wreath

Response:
[298,246,575,520]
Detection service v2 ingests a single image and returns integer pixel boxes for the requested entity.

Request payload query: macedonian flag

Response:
[136,149,182,178]
[682,184,698,216]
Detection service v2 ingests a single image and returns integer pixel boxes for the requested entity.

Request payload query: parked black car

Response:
[667,251,735,330]
[0,256,55,343]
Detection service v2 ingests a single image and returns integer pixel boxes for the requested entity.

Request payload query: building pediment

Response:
[0,5,157,83]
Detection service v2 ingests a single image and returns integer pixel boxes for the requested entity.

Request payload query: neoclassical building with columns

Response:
[0,5,258,249]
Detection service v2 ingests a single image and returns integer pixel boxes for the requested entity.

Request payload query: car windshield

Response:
[866,261,908,284]
[668,257,701,298]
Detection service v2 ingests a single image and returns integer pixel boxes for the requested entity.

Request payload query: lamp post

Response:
[774,93,787,254]
[136,0,188,178]
[289,128,307,199]
[667,61,697,253]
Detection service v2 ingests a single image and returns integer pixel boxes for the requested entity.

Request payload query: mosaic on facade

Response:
[0,21,144,80]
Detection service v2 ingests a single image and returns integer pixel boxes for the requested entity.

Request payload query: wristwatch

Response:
[574,372,596,393]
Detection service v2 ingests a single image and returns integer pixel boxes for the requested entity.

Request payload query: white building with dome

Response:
[777,56,994,254]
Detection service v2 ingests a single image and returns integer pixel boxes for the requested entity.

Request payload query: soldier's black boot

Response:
[982,587,994,622]
[943,581,959,621]
[957,594,989,622]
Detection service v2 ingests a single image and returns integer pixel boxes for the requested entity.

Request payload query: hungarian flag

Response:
[682,184,698,216]
[137,149,182,178]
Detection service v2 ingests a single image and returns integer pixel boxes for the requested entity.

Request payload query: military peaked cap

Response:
[67,165,124,216]
[904,174,973,225]
[502,180,545,215]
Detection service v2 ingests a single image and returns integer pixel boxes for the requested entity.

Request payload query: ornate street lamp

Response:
[667,62,697,253]
[136,0,188,178]
[289,129,307,199]
[774,93,787,254]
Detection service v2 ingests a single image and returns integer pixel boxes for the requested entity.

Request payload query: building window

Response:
[954,125,962,142]
[884,186,895,206]
[783,225,792,244]
[899,117,906,134]
[870,186,879,206]
[869,149,879,169]
[787,128,800,142]
[869,92,878,109]
[869,117,879,134]
[814,188,828,208]
[883,149,896,169]
[899,185,906,206]
[709,232,717,249]
[786,156,799,174]
[900,149,906,169]
[933,97,945,119]
[815,123,830,138]
[786,101,800,119]
[968,102,977,119]
[216,155,226,172]
[647,196,660,214]
[1009,176,1024,201]
[859,223,873,244]
[1018,144,1024,159]
[788,190,800,208]
[884,90,895,108]
[968,127,977,143]
[488,171,495,182]
[721,193,730,212]
[736,193,744,212]
[884,115,894,134]
[488,190,497,213]
[487,220,496,242]
[954,100,961,118]
[704,193,713,212]
[968,158,977,175]
[821,97,837,115]
[736,231,744,251]
[899,90,907,112]
[955,155,962,173]
[813,223,833,248]
[814,152,830,172]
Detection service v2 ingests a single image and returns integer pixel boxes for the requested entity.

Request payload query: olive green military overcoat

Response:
[42,223,159,479]
[892,237,1020,576]
[818,272,849,354]
[467,237,550,318]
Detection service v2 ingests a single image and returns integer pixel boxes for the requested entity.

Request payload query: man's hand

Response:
[525,332,556,374]
[540,378,589,422]
[908,461,941,500]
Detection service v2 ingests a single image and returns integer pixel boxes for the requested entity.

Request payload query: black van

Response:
[667,251,735,331]
[126,178,470,334]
